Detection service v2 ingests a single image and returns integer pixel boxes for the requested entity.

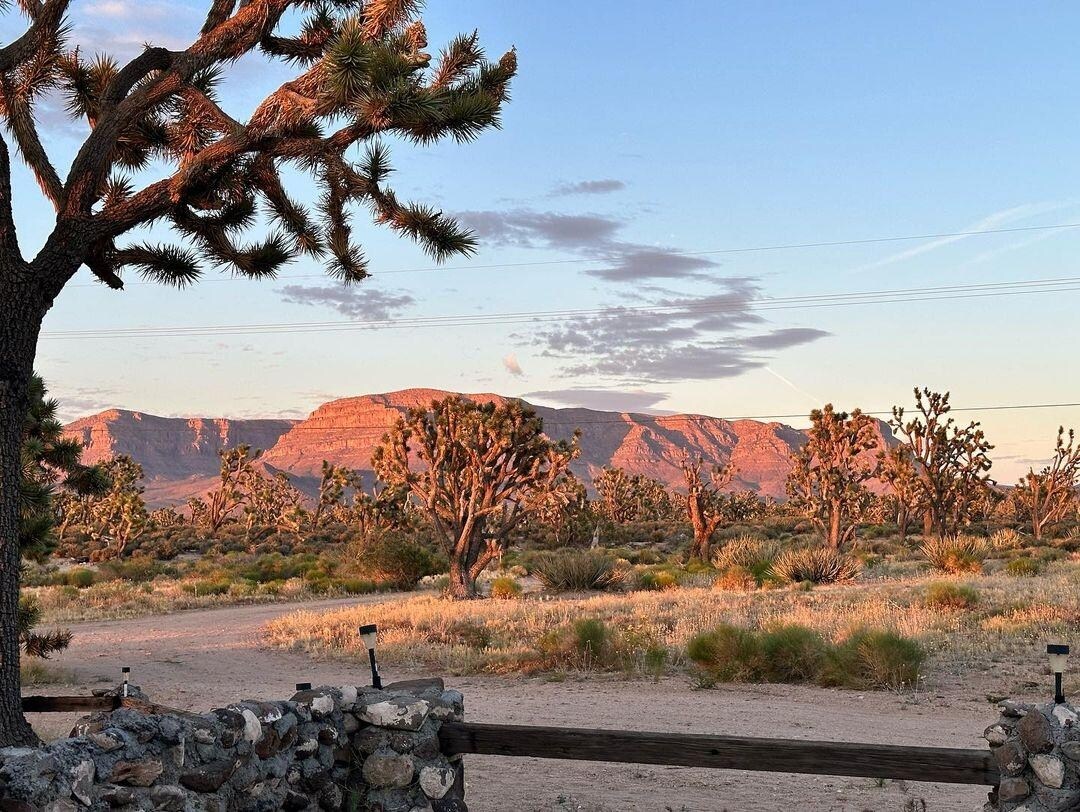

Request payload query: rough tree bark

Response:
[0,269,47,745]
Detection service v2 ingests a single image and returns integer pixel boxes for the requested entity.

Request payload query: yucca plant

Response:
[770,546,861,585]
[531,551,626,592]
[919,535,987,574]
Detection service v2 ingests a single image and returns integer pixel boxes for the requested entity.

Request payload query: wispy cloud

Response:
[851,202,1072,274]
[502,353,524,377]
[550,179,627,197]
[456,209,718,282]
[532,279,830,383]
[279,285,415,320]
[524,387,671,413]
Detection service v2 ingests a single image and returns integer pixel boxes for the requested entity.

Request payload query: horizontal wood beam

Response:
[21,695,120,713]
[439,722,999,786]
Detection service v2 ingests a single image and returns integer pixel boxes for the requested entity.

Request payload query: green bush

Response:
[823,630,925,690]
[489,576,523,600]
[770,547,860,584]
[633,567,680,591]
[924,581,979,609]
[687,623,924,691]
[65,568,95,589]
[350,530,438,590]
[573,618,608,659]
[758,625,829,683]
[1004,557,1041,577]
[686,624,761,683]
[531,551,625,592]
[187,579,230,596]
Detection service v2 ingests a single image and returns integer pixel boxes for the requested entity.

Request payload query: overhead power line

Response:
[64,400,1080,434]
[67,220,1080,288]
[41,275,1080,340]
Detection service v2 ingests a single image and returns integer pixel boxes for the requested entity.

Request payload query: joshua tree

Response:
[679,453,735,561]
[879,445,922,542]
[786,404,880,550]
[0,1,515,742]
[592,467,676,525]
[372,397,578,599]
[84,455,148,559]
[1015,427,1080,541]
[890,389,994,539]
[311,461,363,529]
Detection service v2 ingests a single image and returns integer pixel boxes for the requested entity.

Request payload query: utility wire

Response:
[41,275,1080,340]
[67,220,1080,288]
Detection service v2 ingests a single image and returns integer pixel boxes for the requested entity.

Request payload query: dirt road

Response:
[33,598,991,811]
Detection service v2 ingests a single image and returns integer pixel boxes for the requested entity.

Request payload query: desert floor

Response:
[28,596,999,812]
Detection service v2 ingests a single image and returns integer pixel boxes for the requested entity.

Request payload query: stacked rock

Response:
[0,678,467,811]
[984,700,1080,811]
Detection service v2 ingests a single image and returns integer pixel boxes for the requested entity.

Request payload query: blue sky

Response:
[8,1,1080,480]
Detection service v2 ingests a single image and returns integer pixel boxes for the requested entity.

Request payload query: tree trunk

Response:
[0,270,47,746]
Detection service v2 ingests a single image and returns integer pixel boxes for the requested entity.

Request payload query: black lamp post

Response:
[359,624,382,689]
[1048,643,1070,704]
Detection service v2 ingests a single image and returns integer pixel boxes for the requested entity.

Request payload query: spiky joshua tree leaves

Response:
[0,1,516,744]
[786,404,880,551]
[372,397,579,599]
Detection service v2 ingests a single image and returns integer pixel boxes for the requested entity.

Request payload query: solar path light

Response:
[121,666,130,698]
[359,624,382,689]
[1048,643,1070,704]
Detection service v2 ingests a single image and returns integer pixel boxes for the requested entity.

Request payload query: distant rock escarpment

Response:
[65,389,897,507]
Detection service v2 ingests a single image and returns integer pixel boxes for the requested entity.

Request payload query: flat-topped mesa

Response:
[0,680,467,811]
[65,388,899,507]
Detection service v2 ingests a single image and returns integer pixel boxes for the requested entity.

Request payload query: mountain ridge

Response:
[64,388,896,507]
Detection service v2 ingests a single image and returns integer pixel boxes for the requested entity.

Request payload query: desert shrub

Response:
[489,576,523,600]
[823,630,925,690]
[531,551,625,592]
[712,535,780,575]
[713,566,757,592]
[633,567,680,591]
[924,582,979,610]
[770,547,860,585]
[337,577,378,595]
[990,528,1022,550]
[758,625,829,682]
[920,535,987,574]
[187,579,230,596]
[573,618,608,659]
[350,530,438,590]
[65,568,95,589]
[446,620,492,649]
[686,624,762,683]
[1004,557,1042,577]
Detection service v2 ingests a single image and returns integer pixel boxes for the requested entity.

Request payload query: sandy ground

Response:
[27,597,996,812]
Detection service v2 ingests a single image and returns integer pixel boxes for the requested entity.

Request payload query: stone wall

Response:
[984,699,1080,811]
[0,679,466,812]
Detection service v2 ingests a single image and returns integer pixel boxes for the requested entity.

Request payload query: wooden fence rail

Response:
[438,722,1000,787]
[21,696,120,713]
